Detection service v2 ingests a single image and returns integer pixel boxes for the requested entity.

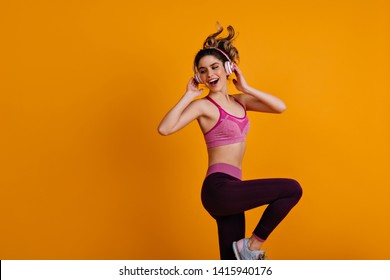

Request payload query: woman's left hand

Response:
[232,64,250,93]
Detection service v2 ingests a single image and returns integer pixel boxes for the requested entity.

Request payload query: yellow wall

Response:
[1,0,389,259]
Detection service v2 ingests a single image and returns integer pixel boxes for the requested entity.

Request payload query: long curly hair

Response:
[194,23,239,70]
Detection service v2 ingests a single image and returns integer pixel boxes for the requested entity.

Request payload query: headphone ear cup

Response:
[224,61,233,75]
[194,72,202,84]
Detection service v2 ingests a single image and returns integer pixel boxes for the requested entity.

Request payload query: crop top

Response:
[203,96,250,148]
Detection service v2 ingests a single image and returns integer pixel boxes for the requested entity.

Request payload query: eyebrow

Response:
[198,62,220,70]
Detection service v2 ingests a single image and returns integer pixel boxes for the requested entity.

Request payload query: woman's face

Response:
[197,55,228,91]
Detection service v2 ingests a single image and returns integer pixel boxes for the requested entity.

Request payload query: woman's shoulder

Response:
[193,96,213,107]
[231,93,244,102]
[230,94,247,109]
[192,96,218,116]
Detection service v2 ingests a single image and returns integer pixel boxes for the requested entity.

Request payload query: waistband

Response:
[206,163,242,180]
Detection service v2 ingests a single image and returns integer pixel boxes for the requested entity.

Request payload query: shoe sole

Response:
[232,241,241,260]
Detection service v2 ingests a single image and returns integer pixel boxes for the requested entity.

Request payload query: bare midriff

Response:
[207,141,246,169]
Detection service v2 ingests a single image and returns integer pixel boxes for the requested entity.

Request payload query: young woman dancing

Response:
[158,24,302,260]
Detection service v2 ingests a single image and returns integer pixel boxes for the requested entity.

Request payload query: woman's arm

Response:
[232,65,286,114]
[158,78,204,136]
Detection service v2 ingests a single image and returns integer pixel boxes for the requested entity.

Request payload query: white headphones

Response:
[193,48,234,84]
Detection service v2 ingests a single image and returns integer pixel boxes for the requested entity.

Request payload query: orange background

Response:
[1,0,389,259]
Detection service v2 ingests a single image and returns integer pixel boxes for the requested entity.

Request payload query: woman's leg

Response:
[214,212,245,260]
[202,173,303,258]
[243,178,303,242]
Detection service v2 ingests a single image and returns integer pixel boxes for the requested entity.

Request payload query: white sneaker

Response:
[232,238,266,260]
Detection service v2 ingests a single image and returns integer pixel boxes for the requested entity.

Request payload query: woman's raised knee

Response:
[289,179,303,200]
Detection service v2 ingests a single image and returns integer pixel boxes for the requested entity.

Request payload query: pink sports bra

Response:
[203,96,250,148]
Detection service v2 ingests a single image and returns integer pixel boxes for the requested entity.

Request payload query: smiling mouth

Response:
[209,78,219,85]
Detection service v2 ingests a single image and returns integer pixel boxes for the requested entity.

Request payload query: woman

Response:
[158,24,302,260]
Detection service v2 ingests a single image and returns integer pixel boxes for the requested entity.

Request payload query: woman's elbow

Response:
[273,103,286,114]
[158,126,169,136]
[158,124,174,136]
[278,104,287,113]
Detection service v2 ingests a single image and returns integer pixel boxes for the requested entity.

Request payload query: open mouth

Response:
[209,78,219,86]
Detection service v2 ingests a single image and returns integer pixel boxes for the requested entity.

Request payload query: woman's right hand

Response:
[185,78,204,98]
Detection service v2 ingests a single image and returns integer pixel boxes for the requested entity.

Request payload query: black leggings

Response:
[201,172,303,260]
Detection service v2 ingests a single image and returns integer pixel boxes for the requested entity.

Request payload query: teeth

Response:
[209,78,218,83]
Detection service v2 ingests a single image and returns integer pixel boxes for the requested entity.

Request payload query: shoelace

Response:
[257,249,268,260]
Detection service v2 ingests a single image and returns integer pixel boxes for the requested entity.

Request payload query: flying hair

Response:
[194,23,240,68]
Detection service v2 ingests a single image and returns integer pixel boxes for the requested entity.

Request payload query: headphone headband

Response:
[206,47,231,62]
